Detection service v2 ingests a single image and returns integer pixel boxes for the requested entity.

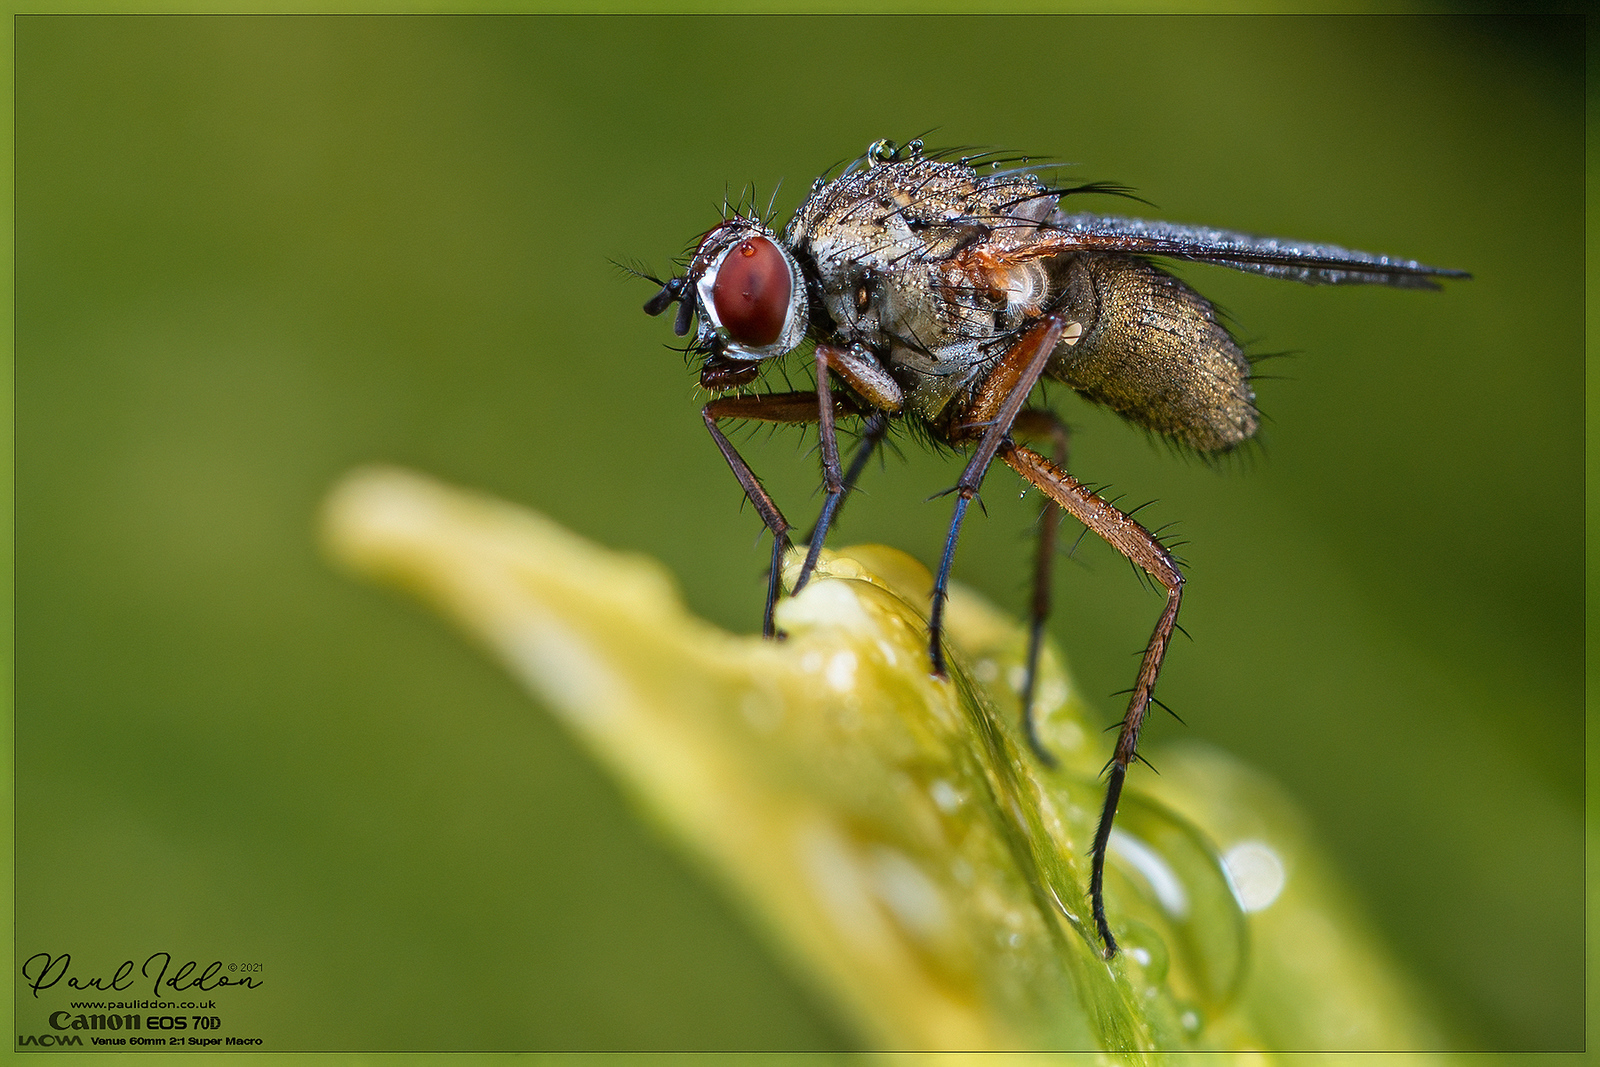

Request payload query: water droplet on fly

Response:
[867,139,898,166]
[1104,792,1247,1010]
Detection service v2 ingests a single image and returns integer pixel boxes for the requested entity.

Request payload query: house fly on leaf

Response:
[639,138,1467,959]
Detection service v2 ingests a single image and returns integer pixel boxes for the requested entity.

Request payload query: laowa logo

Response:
[18,1034,85,1047]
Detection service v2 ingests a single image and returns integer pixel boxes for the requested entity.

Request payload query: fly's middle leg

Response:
[795,345,903,596]
[928,314,1072,678]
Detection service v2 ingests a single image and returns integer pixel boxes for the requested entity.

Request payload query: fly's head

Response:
[642,216,809,391]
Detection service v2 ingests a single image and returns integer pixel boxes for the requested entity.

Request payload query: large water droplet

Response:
[1221,840,1286,913]
[1104,791,1248,1009]
[1116,917,1170,986]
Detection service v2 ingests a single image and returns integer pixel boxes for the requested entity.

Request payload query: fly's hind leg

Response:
[999,440,1184,960]
[1009,409,1073,766]
[703,391,859,638]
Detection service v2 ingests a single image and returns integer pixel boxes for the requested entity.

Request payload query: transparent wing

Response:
[1043,211,1470,289]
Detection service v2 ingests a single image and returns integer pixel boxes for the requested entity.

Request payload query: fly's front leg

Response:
[1009,409,1073,766]
[928,314,1078,678]
[703,391,856,638]
[794,344,903,596]
[1000,441,1184,960]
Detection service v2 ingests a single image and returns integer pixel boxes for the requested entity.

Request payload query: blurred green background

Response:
[15,14,1582,1050]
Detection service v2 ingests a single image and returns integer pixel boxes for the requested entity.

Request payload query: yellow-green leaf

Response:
[322,466,1446,1052]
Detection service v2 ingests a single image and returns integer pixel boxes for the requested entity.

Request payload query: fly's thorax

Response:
[806,255,1001,422]
[786,156,1054,256]
[792,195,927,350]
[941,249,1054,335]
[788,157,1055,345]
[1045,255,1259,452]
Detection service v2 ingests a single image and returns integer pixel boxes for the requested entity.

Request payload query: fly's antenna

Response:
[634,268,694,337]
[610,257,665,286]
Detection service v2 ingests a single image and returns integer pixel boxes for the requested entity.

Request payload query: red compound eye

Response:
[711,236,791,347]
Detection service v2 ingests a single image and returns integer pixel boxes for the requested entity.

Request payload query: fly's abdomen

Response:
[1048,255,1259,452]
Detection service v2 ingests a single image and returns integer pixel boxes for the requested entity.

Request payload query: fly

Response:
[639,138,1467,958]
